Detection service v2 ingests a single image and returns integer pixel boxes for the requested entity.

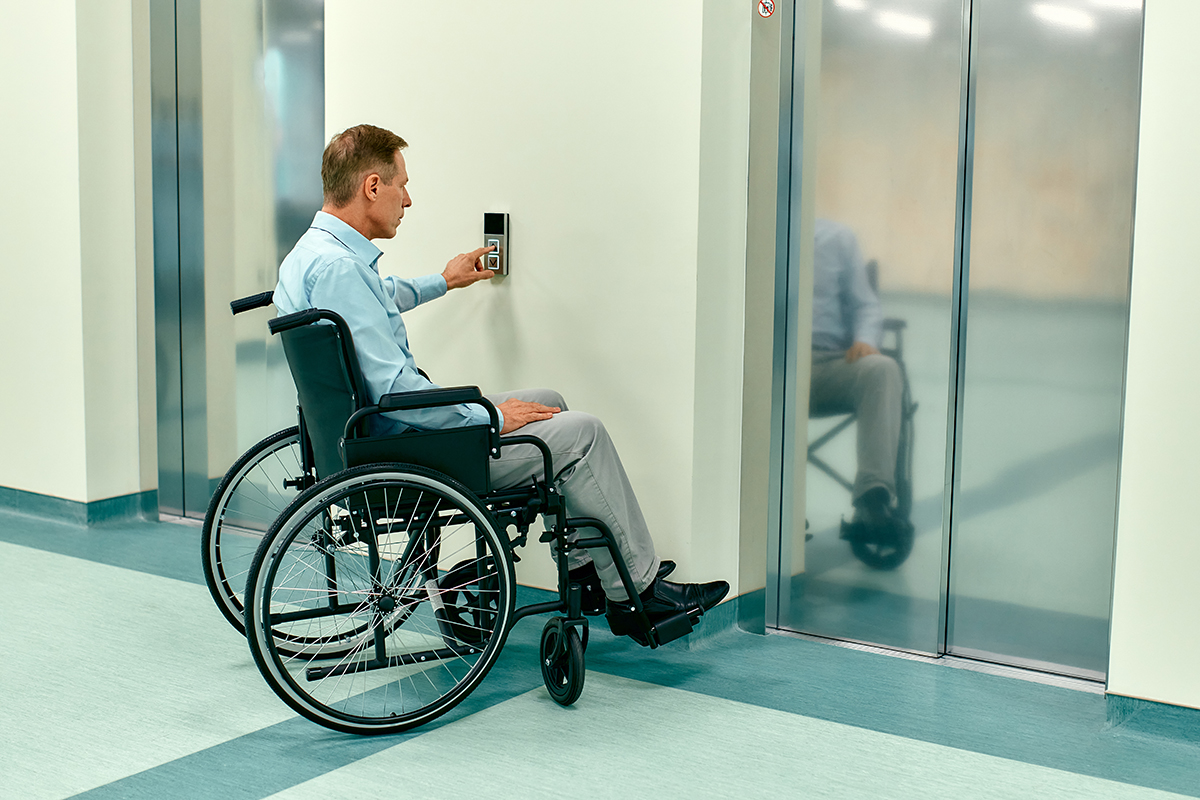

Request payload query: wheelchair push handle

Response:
[230,291,274,315]
[268,308,325,333]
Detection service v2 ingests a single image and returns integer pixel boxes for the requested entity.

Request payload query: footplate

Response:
[608,606,702,648]
[648,609,699,647]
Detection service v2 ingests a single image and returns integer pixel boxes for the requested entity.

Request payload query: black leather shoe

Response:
[854,487,892,527]
[569,560,678,616]
[842,487,898,544]
[605,577,729,646]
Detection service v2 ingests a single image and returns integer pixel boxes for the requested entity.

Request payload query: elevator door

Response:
[947,0,1141,679]
[778,0,1142,679]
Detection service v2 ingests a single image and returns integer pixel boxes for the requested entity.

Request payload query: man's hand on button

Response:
[497,399,560,434]
[443,246,496,290]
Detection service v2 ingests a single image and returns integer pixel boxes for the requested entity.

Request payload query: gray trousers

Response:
[809,351,902,502]
[484,388,659,601]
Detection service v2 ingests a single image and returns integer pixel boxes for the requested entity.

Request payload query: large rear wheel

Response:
[202,427,308,633]
[244,464,515,735]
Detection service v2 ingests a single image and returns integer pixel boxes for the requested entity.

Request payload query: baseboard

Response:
[1106,694,1200,744]
[0,485,158,526]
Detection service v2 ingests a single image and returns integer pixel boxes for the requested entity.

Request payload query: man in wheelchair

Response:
[273,123,727,644]
[809,218,905,541]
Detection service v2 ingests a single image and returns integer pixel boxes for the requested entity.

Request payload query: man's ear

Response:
[363,173,381,200]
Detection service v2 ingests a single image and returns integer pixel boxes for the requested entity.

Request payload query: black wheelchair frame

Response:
[204,292,699,735]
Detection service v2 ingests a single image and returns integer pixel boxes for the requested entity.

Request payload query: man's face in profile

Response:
[369,150,412,239]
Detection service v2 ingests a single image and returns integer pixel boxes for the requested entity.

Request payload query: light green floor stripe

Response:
[267,672,1188,800]
[0,541,293,800]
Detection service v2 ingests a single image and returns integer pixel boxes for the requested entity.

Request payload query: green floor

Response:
[2,509,1198,799]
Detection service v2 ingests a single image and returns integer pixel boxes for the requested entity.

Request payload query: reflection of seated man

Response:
[273,124,727,644]
[810,218,903,535]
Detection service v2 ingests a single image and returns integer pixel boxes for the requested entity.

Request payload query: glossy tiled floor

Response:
[3,509,1197,799]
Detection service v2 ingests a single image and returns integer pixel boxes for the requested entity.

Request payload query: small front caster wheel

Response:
[540,617,585,706]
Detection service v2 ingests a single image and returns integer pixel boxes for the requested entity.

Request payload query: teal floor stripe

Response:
[70,599,556,799]
[270,674,1190,800]
[0,509,202,585]
[584,629,1200,797]
[4,510,1198,798]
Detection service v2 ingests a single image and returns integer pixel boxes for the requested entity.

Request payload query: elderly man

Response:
[274,124,727,642]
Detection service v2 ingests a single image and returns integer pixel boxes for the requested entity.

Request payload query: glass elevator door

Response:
[946,0,1141,680]
[776,0,1142,679]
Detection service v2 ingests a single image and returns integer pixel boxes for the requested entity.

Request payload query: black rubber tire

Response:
[541,618,585,707]
[850,520,915,571]
[244,463,515,735]
[202,427,307,634]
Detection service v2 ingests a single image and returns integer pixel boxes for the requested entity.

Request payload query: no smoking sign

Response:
[758,0,774,17]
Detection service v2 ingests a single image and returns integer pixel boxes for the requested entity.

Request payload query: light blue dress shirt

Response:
[274,211,499,434]
[810,218,883,352]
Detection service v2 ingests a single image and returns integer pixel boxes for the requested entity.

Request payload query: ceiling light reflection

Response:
[835,0,868,10]
[876,10,933,38]
[1031,3,1096,32]
[1090,0,1141,11]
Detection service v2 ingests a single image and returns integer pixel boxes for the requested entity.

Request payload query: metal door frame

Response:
[151,0,208,518]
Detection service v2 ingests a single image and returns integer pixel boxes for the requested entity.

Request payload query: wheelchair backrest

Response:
[277,318,367,480]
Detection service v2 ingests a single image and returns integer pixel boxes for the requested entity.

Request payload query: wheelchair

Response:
[202,292,445,635]
[806,260,917,571]
[202,292,449,636]
[210,295,704,736]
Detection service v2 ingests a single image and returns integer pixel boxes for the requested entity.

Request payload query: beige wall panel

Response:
[691,0,753,591]
[133,0,158,493]
[0,0,88,501]
[77,0,144,502]
[1108,0,1200,711]
[326,1,709,592]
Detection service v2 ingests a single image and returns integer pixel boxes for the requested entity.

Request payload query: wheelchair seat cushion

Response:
[343,424,492,494]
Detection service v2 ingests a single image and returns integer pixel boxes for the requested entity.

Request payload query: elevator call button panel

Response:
[483,212,509,276]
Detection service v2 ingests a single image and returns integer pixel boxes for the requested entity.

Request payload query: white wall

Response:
[1107,0,1200,710]
[0,0,88,500]
[78,0,145,502]
[0,0,148,504]
[326,0,752,592]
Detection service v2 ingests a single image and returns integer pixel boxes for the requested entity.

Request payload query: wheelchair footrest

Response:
[840,517,911,546]
[648,609,699,648]
[608,607,700,649]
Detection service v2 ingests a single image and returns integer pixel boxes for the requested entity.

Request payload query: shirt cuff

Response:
[414,273,448,302]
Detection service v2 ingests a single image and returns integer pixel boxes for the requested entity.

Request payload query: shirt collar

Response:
[310,210,383,270]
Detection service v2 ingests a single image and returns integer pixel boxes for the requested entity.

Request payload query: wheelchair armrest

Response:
[379,386,482,411]
[230,291,274,315]
[344,387,503,454]
[883,318,907,331]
